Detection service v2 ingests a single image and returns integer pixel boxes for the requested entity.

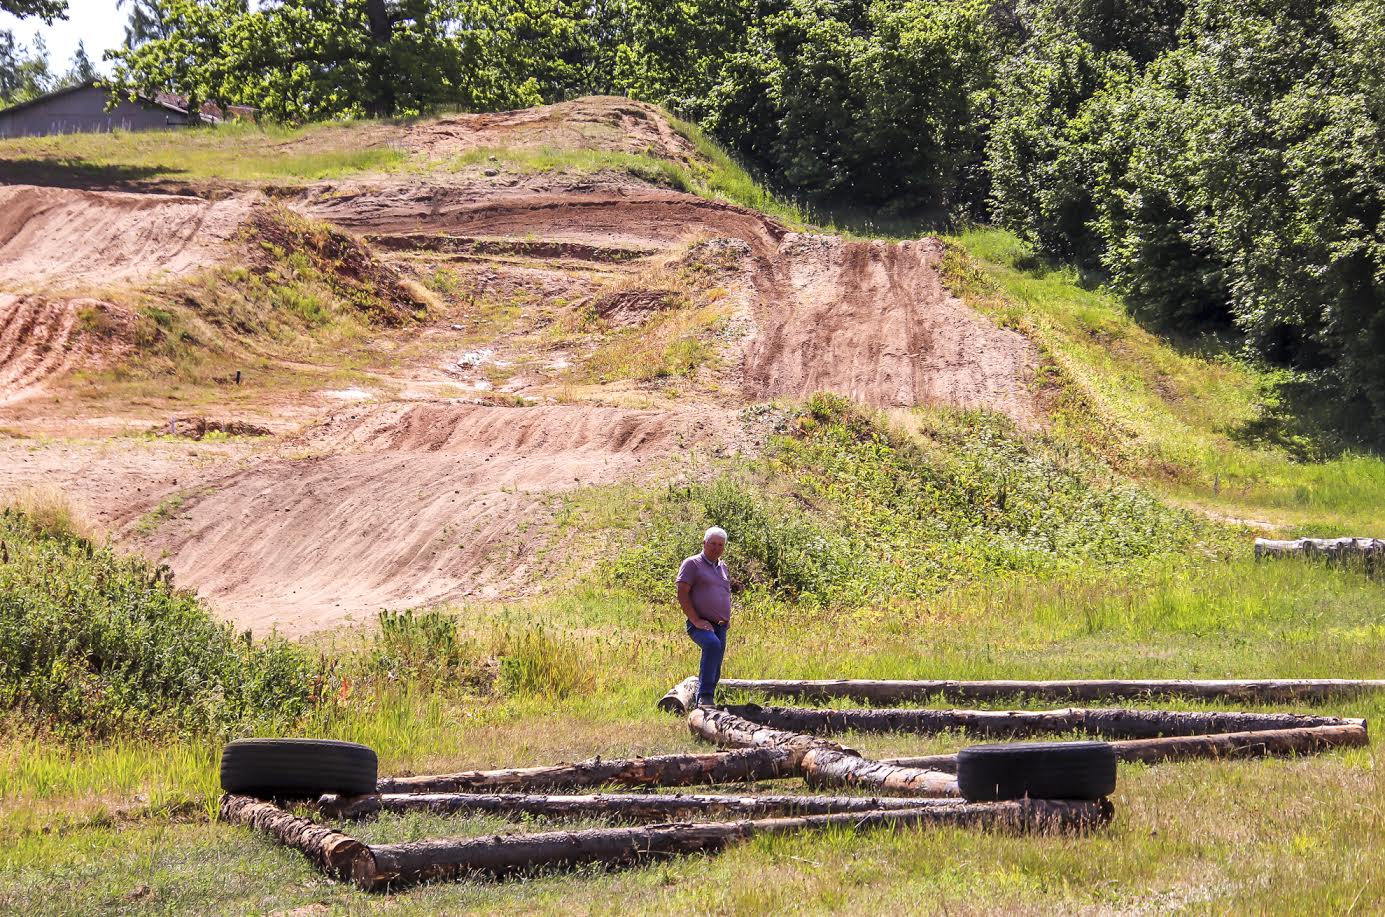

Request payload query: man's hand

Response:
[690,617,713,631]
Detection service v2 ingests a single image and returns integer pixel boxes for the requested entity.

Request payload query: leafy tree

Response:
[61,39,97,84]
[0,0,66,23]
[0,30,53,105]
[118,0,170,48]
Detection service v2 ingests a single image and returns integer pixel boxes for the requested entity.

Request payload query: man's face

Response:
[703,536,726,562]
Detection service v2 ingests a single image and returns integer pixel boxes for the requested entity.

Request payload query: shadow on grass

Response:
[0,156,181,191]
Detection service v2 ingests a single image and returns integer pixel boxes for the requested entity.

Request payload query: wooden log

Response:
[1255,537,1385,567]
[375,747,793,794]
[219,794,365,879]
[1108,723,1370,765]
[722,703,1361,740]
[688,707,959,797]
[659,678,1385,712]
[350,798,1112,890]
[881,724,1370,771]
[319,790,964,821]
[658,676,701,713]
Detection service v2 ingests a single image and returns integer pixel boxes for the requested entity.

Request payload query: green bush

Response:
[0,510,315,740]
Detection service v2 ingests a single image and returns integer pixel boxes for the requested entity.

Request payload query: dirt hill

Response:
[0,97,1042,634]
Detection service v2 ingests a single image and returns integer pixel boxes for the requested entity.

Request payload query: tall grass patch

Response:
[614,395,1218,606]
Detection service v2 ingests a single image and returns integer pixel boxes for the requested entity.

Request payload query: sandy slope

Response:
[139,402,735,635]
[0,184,252,289]
[0,294,132,405]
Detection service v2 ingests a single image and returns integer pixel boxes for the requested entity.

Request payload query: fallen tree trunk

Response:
[320,790,963,821]
[881,724,1370,771]
[688,707,959,796]
[1255,537,1385,568]
[350,798,1111,890]
[659,678,1385,713]
[375,747,792,794]
[722,703,1362,740]
[658,677,700,714]
[220,794,364,879]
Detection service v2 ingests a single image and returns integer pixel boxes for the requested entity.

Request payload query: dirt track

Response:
[301,184,1038,416]
[0,97,1043,634]
[140,403,734,635]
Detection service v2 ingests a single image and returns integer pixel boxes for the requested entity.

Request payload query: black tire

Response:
[220,738,378,798]
[957,740,1116,802]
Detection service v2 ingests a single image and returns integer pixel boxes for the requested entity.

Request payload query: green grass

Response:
[945,227,1385,535]
[0,120,406,184]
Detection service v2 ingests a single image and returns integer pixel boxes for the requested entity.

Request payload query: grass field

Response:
[3,111,1384,915]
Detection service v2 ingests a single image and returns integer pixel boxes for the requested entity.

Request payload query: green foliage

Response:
[495,624,592,698]
[0,510,314,740]
[987,0,1385,439]
[617,394,1214,606]
[366,608,489,689]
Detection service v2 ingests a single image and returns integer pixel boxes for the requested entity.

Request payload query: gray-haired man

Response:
[676,526,731,706]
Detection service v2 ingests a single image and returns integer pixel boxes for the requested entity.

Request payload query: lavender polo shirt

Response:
[676,552,732,624]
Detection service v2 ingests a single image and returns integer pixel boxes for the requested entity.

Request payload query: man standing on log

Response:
[677,527,732,707]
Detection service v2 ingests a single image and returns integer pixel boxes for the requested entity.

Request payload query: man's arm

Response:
[678,581,712,630]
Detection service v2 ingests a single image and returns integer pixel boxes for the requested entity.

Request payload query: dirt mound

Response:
[301,182,1037,420]
[403,97,701,164]
[592,289,679,327]
[745,235,1039,419]
[0,295,131,404]
[0,184,253,289]
[140,402,734,635]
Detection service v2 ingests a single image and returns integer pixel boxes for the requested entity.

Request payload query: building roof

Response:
[0,80,217,122]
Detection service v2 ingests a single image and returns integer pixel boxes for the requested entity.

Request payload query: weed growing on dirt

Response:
[0,510,314,740]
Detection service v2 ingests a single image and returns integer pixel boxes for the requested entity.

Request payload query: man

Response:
[676,526,732,707]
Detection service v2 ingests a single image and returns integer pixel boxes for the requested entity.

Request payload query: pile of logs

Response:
[1255,537,1385,571]
[220,676,1376,892]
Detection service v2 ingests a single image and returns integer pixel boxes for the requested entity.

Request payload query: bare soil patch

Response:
[137,401,741,635]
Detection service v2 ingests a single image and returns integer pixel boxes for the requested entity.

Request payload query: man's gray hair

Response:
[704,526,728,543]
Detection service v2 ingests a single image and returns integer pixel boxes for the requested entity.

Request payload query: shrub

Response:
[0,510,315,740]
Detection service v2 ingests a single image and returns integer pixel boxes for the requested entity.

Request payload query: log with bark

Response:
[349,798,1112,890]
[658,678,1385,713]
[687,707,959,796]
[1255,537,1385,569]
[719,702,1363,740]
[375,747,792,794]
[220,794,365,879]
[319,790,964,821]
[881,723,1370,771]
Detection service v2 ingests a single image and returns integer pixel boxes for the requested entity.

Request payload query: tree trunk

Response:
[688,707,959,796]
[721,703,1362,740]
[350,799,1112,890]
[1255,537,1385,568]
[881,724,1370,770]
[658,678,1385,713]
[375,747,793,795]
[320,790,964,821]
[220,794,364,879]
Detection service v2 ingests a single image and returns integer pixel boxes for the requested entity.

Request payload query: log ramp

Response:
[222,677,1374,891]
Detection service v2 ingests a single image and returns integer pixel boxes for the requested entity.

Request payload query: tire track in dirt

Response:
[139,402,736,635]
[0,294,130,404]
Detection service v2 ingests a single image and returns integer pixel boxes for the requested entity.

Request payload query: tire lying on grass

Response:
[221,738,378,798]
[957,741,1116,802]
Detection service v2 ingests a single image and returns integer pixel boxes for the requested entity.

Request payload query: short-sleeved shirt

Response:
[676,552,732,624]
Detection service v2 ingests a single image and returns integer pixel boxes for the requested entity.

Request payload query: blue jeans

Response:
[686,620,728,703]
